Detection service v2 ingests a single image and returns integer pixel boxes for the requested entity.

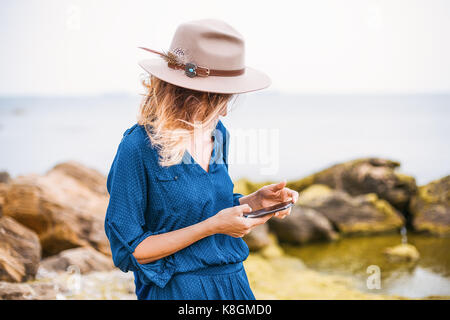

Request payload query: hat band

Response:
[168,62,245,78]
[138,47,245,78]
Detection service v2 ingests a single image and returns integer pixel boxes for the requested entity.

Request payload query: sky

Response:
[1,0,450,96]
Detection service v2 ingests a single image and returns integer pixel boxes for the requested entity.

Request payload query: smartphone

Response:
[243,200,294,218]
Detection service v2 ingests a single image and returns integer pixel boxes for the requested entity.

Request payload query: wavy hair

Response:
[138,75,234,167]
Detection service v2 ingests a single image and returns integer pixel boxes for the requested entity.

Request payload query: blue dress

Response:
[104,120,255,300]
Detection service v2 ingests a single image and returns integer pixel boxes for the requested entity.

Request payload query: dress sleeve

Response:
[104,135,175,288]
[217,121,244,207]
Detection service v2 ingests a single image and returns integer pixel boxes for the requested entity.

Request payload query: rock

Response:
[0,183,9,217]
[243,224,271,251]
[259,234,285,259]
[51,161,107,196]
[384,244,420,263]
[39,247,114,274]
[0,172,10,184]
[243,251,394,300]
[298,184,405,235]
[287,158,417,213]
[3,162,110,257]
[233,178,273,196]
[0,216,41,282]
[37,269,136,300]
[268,205,338,245]
[286,175,315,195]
[409,175,450,236]
[0,281,57,300]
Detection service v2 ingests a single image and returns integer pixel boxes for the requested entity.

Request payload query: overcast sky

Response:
[1,0,450,96]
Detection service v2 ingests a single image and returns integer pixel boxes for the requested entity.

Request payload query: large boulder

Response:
[234,180,338,246]
[39,247,114,274]
[0,216,41,282]
[287,158,417,213]
[0,172,11,217]
[0,171,10,184]
[0,281,57,300]
[2,162,110,257]
[0,183,9,217]
[298,184,405,235]
[243,224,271,251]
[50,161,107,196]
[268,206,338,245]
[258,233,286,259]
[409,175,450,236]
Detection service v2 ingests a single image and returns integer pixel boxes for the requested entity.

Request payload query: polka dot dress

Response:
[104,120,255,300]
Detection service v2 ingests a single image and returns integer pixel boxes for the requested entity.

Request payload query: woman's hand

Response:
[207,204,274,238]
[242,181,299,220]
[134,204,270,264]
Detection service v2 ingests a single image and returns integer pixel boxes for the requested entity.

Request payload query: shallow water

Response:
[282,233,450,298]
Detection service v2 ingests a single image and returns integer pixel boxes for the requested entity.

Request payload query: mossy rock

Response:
[284,158,417,214]
[409,175,450,236]
[285,174,315,193]
[299,184,405,235]
[384,244,420,263]
[233,178,274,196]
[297,184,333,205]
[259,233,285,259]
[244,244,399,299]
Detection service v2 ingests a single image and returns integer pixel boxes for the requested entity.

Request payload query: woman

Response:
[105,19,299,300]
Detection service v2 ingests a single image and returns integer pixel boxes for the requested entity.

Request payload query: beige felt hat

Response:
[138,19,271,94]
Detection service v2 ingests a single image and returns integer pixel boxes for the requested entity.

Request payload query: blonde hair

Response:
[138,75,234,167]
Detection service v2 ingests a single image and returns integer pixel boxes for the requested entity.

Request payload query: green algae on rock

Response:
[384,243,420,263]
[284,158,417,214]
[298,184,405,235]
[282,233,450,298]
[409,175,450,236]
[233,178,274,196]
[244,234,399,300]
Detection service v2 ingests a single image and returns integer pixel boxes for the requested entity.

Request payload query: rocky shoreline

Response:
[240,158,449,251]
[0,158,448,299]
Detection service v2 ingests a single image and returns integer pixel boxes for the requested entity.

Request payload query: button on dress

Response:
[104,120,255,300]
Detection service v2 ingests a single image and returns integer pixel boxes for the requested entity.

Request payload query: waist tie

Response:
[177,262,244,277]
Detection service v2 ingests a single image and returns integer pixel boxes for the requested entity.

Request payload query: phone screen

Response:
[243,201,294,218]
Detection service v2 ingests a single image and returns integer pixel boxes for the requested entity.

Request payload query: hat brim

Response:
[138,59,271,94]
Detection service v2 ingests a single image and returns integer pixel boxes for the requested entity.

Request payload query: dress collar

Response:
[181,125,222,175]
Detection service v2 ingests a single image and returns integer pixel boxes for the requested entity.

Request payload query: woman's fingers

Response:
[235,204,252,216]
[246,213,275,227]
[235,213,276,237]
[274,206,292,219]
[266,180,287,193]
[288,188,299,203]
[279,187,299,203]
